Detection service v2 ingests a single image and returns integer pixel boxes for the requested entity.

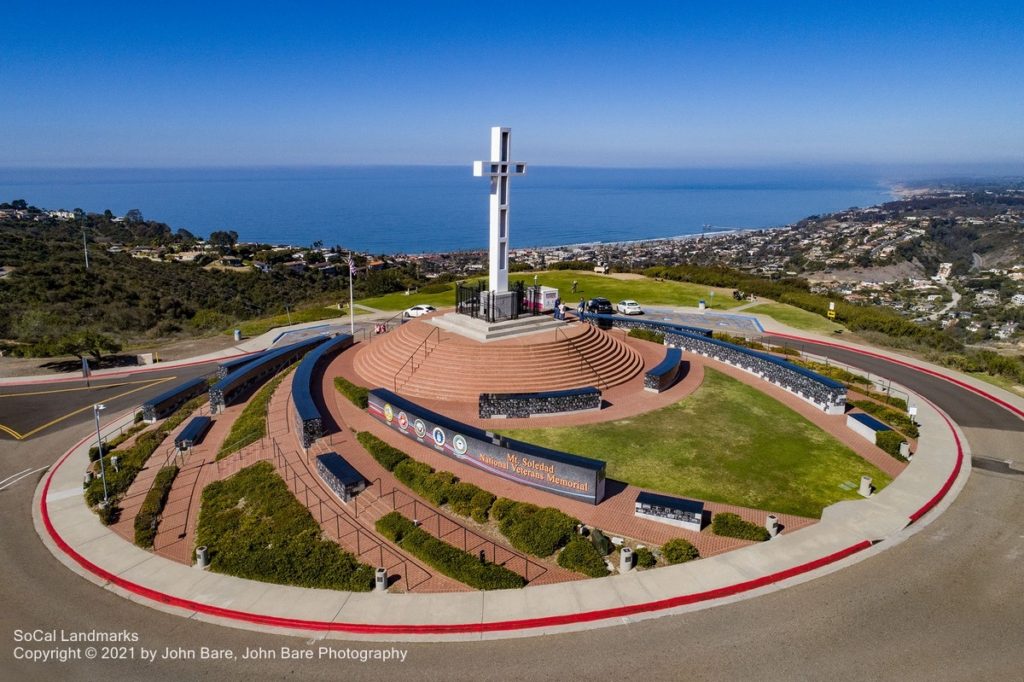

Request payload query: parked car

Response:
[403,304,436,318]
[586,297,613,314]
[617,299,643,315]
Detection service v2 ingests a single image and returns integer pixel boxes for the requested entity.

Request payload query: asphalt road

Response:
[1,343,1022,681]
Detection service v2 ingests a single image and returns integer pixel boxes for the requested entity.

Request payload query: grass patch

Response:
[745,302,846,334]
[195,461,373,591]
[502,368,892,518]
[849,400,919,439]
[217,365,294,460]
[357,271,743,312]
[232,306,343,338]
[375,512,525,590]
[966,371,1024,399]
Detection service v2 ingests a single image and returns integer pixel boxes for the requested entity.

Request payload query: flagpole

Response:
[348,252,355,336]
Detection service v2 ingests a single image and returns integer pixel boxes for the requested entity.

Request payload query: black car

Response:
[586,297,613,314]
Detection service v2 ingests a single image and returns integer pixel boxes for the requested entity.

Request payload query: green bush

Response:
[134,465,179,548]
[627,328,665,344]
[590,528,613,556]
[375,512,525,590]
[356,431,408,471]
[875,430,908,461]
[496,501,578,558]
[469,489,496,523]
[711,512,770,541]
[634,546,657,568]
[558,536,610,577]
[662,538,700,564]
[87,422,149,461]
[489,497,521,523]
[419,470,457,506]
[393,458,433,489]
[850,400,919,438]
[334,376,370,409]
[195,462,373,591]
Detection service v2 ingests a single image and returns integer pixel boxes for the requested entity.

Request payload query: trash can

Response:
[619,546,634,572]
[375,567,388,592]
[233,329,242,342]
[196,546,210,568]
[766,514,779,538]
[859,476,873,498]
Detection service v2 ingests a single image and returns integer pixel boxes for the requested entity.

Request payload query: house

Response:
[252,261,272,274]
[220,256,243,267]
[1010,293,1024,307]
[282,261,306,274]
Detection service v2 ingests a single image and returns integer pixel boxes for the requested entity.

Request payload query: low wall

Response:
[209,335,328,412]
[644,348,683,393]
[368,389,607,504]
[142,377,208,422]
[292,334,354,448]
[479,387,601,419]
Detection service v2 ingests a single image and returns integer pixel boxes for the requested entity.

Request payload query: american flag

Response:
[348,253,355,273]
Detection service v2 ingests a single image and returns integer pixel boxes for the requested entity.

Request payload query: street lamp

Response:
[93,403,108,504]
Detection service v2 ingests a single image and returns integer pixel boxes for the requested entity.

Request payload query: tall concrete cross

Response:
[473,126,527,293]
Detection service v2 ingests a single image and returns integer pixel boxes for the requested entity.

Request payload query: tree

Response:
[103,209,114,219]
[57,331,122,362]
[208,230,239,249]
[11,199,28,209]
[125,209,144,224]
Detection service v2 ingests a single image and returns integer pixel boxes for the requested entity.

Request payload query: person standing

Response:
[571,279,578,293]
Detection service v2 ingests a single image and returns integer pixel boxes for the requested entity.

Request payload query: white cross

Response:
[473,126,527,293]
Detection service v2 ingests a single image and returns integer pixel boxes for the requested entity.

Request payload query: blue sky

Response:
[2,1,1022,168]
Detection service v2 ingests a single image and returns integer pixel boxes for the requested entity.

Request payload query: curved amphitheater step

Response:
[353,317,644,401]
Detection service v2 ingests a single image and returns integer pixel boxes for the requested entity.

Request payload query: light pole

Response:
[93,403,108,504]
[81,225,90,270]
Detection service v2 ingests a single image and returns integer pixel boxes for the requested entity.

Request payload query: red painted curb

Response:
[39,340,986,635]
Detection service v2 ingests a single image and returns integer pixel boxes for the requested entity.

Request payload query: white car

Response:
[403,304,436,318]
[616,300,643,315]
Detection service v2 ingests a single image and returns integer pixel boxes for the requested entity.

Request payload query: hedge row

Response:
[376,512,525,590]
[627,328,665,344]
[88,421,148,461]
[84,393,207,523]
[195,461,374,591]
[876,430,908,461]
[216,365,294,460]
[491,498,579,558]
[133,465,179,548]
[334,376,370,409]
[356,432,493,522]
[711,512,771,541]
[850,399,919,439]
[662,537,700,564]
[357,432,578,561]
[557,536,609,577]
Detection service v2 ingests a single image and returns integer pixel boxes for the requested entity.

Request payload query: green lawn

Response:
[745,302,847,335]
[357,271,743,312]
[966,371,1024,399]
[232,305,344,338]
[502,368,890,518]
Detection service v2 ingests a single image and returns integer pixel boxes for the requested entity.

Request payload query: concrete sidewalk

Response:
[32,341,981,641]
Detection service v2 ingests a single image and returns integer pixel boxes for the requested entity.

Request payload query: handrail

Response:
[393,326,441,392]
[555,327,607,390]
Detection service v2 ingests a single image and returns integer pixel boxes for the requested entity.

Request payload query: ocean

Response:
[0,166,892,254]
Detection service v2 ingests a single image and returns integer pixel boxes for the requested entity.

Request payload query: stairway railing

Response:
[555,327,608,389]
[393,326,441,391]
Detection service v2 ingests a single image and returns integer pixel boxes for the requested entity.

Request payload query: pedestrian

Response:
[577,297,585,317]
[572,280,578,293]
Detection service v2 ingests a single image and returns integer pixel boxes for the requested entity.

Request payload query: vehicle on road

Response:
[404,304,436,318]
[617,299,643,315]
[586,297,613,314]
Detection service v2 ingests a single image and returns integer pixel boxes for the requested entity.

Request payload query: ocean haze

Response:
[0,166,893,254]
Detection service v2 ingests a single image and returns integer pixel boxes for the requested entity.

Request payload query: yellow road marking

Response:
[0,376,177,441]
[0,377,166,398]
[0,423,23,439]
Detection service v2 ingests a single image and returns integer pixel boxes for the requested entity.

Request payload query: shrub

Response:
[334,376,370,409]
[711,512,770,541]
[634,546,657,568]
[590,528,613,556]
[356,431,408,471]
[627,328,665,344]
[195,462,373,591]
[134,465,179,548]
[375,512,525,590]
[419,470,457,506]
[446,482,483,517]
[496,501,578,558]
[875,430,908,461]
[393,458,433,489]
[662,538,700,564]
[489,497,522,523]
[851,400,919,438]
[558,536,610,577]
[469,489,496,523]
